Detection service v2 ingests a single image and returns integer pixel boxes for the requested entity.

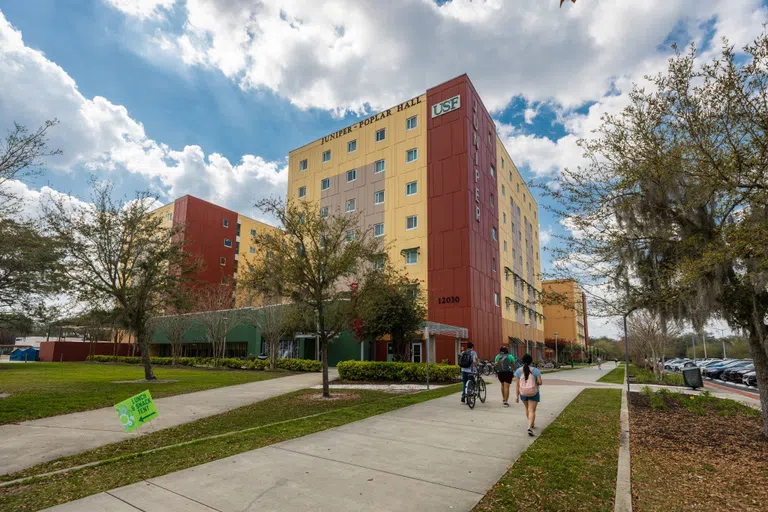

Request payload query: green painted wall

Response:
[327,331,368,366]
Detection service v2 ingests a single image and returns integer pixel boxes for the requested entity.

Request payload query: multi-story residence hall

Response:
[542,279,589,359]
[288,75,545,362]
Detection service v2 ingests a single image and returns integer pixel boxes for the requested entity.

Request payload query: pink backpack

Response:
[519,369,537,397]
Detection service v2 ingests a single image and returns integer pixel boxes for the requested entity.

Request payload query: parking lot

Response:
[662,357,759,393]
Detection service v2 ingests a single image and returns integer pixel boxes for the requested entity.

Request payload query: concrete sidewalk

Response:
[0,370,336,476]
[46,366,605,512]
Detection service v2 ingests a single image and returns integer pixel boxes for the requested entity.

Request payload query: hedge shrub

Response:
[337,361,460,383]
[88,355,319,372]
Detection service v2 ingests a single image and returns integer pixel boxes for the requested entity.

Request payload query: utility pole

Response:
[623,314,630,394]
[702,331,707,359]
[554,332,559,365]
[691,333,696,360]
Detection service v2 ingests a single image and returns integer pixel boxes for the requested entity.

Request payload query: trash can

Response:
[683,367,703,389]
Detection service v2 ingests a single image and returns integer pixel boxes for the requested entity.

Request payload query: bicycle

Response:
[478,360,495,376]
[464,371,487,409]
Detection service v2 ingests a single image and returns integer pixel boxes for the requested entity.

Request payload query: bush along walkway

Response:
[0,369,334,476]
[474,388,622,512]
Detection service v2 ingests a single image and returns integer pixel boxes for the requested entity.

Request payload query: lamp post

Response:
[716,328,728,358]
[554,332,559,365]
[525,322,530,354]
[691,333,696,360]
[623,314,631,394]
[702,331,707,359]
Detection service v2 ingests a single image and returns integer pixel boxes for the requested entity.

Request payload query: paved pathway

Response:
[45,366,607,512]
[0,370,337,476]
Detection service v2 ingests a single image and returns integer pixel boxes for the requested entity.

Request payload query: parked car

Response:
[703,360,749,379]
[722,364,754,383]
[664,358,686,371]
[669,359,697,372]
[743,371,757,387]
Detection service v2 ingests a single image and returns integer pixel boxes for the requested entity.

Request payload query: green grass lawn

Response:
[0,384,462,512]
[474,388,622,512]
[0,362,285,424]
[597,366,625,384]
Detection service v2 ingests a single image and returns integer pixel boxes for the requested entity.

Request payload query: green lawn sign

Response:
[114,390,159,433]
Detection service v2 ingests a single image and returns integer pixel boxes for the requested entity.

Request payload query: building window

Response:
[488,131,492,144]
[298,186,306,198]
[299,159,308,171]
[490,194,494,207]
[224,238,232,248]
[375,159,385,173]
[374,257,385,270]
[509,171,513,181]
[374,190,384,204]
[320,206,329,218]
[501,184,505,196]
[502,157,505,169]
[167,212,173,221]
[411,342,422,363]
[376,128,386,142]
[347,169,357,182]
[492,226,497,241]
[476,205,481,221]
[346,230,355,241]
[406,148,418,162]
[406,215,418,230]
[503,212,507,224]
[220,257,226,265]
[321,178,330,191]
[346,199,356,212]
[494,292,500,307]
[348,140,357,153]
[492,257,496,272]
[374,223,384,238]
[504,240,508,252]
[405,249,418,265]
[322,150,331,162]
[406,116,417,130]
[490,164,495,178]
[475,187,480,203]
[517,183,520,193]
[223,219,229,228]
[406,181,418,196]
[475,169,480,183]
[249,247,255,254]
[250,229,256,237]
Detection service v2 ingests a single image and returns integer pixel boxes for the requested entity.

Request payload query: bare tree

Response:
[44,180,198,380]
[241,298,289,370]
[151,310,193,365]
[194,281,241,365]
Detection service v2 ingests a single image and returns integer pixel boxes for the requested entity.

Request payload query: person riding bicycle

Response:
[459,342,478,404]
[494,346,516,407]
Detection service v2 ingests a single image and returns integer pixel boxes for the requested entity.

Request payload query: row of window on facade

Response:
[299,178,418,201]
[298,117,419,171]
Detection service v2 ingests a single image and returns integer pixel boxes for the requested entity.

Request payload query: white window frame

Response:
[406,215,418,230]
[406,181,418,196]
[347,169,357,182]
[249,247,255,254]
[298,186,306,198]
[250,228,256,236]
[167,212,173,221]
[374,223,384,238]
[406,148,418,163]
[494,292,500,307]
[374,257,385,270]
[405,249,418,265]
[406,116,418,131]
[374,190,384,205]
[411,342,422,363]
[299,159,308,171]
[220,257,226,266]
[490,164,495,178]
[375,128,386,142]
[375,159,385,173]
[492,257,496,272]
[348,139,357,153]
[322,150,331,162]
[320,206,329,218]
[321,178,331,191]
[224,238,232,248]
[490,194,494,207]
[223,219,229,228]
[492,226,497,241]
[346,230,355,242]
[346,198,356,213]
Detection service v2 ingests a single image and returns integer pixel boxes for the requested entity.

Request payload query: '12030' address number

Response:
[437,296,460,304]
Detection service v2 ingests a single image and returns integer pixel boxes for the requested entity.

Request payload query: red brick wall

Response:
[427,75,502,360]
[39,341,137,362]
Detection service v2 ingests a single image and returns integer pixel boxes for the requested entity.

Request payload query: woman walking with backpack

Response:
[494,346,516,407]
[515,354,542,436]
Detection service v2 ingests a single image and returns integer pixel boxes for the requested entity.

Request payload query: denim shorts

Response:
[520,392,540,402]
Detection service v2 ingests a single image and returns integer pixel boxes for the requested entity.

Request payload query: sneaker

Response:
[503,402,510,407]
[461,396,466,403]
[527,429,535,437]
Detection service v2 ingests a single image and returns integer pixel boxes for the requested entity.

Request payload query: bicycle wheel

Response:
[478,378,487,403]
[484,364,493,376]
[466,380,476,409]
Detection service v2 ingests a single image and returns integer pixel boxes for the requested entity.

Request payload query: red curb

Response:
[704,380,759,398]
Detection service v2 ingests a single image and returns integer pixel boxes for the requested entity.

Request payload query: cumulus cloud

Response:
[103,0,176,20]
[105,0,768,115]
[0,11,287,222]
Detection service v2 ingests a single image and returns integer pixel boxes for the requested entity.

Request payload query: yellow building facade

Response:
[542,279,588,350]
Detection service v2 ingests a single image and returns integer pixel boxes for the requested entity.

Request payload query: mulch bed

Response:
[630,391,767,511]
[295,392,361,402]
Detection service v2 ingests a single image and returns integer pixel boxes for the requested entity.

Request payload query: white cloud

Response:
[105,0,768,116]
[0,11,287,222]
[103,0,176,20]
[539,226,553,247]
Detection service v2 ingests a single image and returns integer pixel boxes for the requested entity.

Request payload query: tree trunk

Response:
[747,331,768,438]
[136,324,155,381]
[321,335,330,398]
[269,338,278,371]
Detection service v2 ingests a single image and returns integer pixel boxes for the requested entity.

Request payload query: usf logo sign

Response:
[431,95,461,118]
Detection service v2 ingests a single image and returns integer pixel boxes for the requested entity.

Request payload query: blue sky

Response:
[2,0,766,336]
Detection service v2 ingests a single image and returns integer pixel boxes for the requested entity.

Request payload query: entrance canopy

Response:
[421,321,468,339]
